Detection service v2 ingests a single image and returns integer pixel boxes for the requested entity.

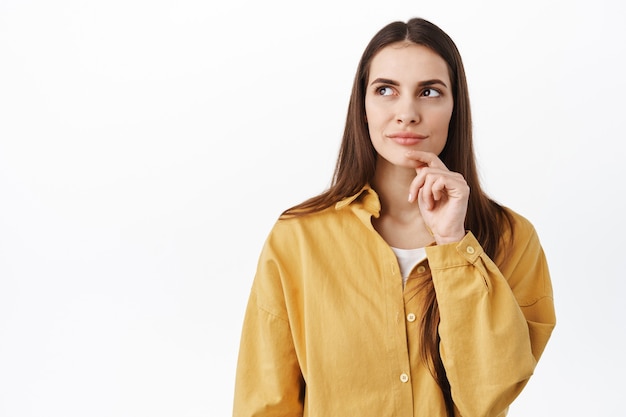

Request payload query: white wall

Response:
[1,0,624,415]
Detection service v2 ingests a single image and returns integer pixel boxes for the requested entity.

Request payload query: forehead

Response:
[368,42,451,84]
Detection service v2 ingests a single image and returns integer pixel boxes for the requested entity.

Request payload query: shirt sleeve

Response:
[232,240,305,417]
[425,218,556,417]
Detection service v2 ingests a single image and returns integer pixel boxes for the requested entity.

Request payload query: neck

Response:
[371,159,434,249]
[371,160,418,219]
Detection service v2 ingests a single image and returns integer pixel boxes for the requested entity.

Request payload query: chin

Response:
[376,155,415,171]
[396,159,419,169]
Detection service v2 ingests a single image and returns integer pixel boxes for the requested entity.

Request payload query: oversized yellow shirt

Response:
[233,186,556,417]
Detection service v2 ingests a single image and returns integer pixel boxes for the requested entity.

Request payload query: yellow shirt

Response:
[233,186,556,417]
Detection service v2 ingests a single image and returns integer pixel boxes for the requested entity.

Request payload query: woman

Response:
[233,17,556,417]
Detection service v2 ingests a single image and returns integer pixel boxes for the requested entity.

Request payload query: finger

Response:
[418,184,434,210]
[431,177,447,202]
[408,166,448,202]
[408,168,428,202]
[405,150,448,170]
[419,173,438,210]
[417,187,430,211]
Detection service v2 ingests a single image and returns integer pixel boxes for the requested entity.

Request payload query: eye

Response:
[376,86,395,96]
[422,88,441,97]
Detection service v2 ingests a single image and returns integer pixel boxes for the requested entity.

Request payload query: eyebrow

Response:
[369,77,449,89]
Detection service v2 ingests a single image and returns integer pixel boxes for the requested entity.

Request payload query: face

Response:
[365,42,454,169]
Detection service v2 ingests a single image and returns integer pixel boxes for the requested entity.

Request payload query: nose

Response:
[396,98,420,125]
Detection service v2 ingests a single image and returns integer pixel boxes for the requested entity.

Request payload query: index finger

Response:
[405,150,447,170]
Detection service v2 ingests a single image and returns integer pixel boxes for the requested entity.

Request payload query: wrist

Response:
[433,230,466,245]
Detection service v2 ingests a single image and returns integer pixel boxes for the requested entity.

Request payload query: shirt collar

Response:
[335,184,381,218]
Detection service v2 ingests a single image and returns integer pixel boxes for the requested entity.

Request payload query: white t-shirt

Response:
[390,246,427,286]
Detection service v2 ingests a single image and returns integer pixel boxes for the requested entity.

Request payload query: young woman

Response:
[233,17,556,417]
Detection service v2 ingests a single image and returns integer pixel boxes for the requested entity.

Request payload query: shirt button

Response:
[400,373,409,383]
[416,265,426,273]
[407,313,416,322]
[466,246,475,254]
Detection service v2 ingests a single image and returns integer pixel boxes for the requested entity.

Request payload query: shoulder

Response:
[275,204,338,229]
[496,206,545,265]
[496,207,553,305]
[264,205,343,249]
[502,206,537,237]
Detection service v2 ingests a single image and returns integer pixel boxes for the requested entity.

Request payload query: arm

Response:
[426,220,556,417]
[233,243,305,417]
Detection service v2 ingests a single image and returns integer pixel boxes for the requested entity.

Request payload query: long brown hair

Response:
[283,18,513,416]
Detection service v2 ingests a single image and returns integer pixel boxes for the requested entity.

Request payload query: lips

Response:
[387,132,427,145]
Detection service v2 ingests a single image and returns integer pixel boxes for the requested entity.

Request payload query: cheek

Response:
[364,101,389,130]
[365,108,379,132]
[364,99,375,123]
[433,107,454,133]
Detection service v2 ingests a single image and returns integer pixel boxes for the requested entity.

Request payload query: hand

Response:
[406,150,469,245]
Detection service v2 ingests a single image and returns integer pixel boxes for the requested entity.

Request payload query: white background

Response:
[1,0,625,415]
